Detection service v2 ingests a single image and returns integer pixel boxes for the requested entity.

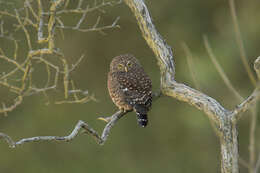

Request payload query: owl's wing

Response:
[113,71,152,108]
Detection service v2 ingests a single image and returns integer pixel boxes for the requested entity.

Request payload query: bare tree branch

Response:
[204,37,259,168]
[0,110,127,148]
[123,0,260,172]
[0,0,120,115]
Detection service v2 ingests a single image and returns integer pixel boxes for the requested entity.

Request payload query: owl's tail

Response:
[134,104,148,127]
[136,113,148,127]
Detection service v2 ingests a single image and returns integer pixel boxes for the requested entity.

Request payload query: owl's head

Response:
[110,54,142,73]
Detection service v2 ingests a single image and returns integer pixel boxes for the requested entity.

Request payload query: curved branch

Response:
[124,0,175,79]
[0,110,126,147]
[124,0,229,124]
[123,0,260,173]
[123,0,260,127]
[0,91,162,148]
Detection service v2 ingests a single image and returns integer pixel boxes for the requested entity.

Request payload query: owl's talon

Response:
[97,117,110,123]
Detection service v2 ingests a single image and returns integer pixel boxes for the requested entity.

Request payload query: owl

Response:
[107,54,152,127]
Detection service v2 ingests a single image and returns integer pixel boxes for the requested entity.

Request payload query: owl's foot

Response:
[97,116,112,123]
[98,109,131,123]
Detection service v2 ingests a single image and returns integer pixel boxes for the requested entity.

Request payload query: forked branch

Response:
[0,91,162,148]
[0,0,120,115]
[123,0,260,173]
[0,110,126,148]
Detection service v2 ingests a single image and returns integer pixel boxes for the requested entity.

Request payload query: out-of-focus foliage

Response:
[0,0,259,173]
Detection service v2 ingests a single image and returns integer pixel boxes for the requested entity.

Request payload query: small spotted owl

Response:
[107,54,152,127]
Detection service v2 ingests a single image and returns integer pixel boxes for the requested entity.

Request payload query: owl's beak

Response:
[124,67,128,72]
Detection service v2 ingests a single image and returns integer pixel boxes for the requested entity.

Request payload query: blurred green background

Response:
[0,0,260,172]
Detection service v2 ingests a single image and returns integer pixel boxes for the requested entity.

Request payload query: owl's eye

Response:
[127,62,132,67]
[117,64,124,70]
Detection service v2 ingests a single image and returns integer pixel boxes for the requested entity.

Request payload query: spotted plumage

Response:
[107,54,152,127]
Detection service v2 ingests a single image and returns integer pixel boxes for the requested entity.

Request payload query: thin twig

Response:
[239,157,250,169]
[68,54,85,73]
[228,0,256,86]
[54,0,120,15]
[203,35,243,101]
[0,55,26,72]
[25,0,39,20]
[56,16,120,32]
[231,87,260,121]
[15,9,32,50]
[73,6,88,29]
[181,42,200,90]
[0,96,23,113]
